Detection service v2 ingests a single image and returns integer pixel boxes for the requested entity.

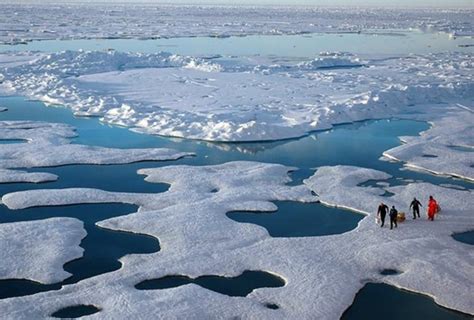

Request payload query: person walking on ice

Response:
[377,202,389,227]
[410,197,422,219]
[427,195,438,221]
[389,206,398,230]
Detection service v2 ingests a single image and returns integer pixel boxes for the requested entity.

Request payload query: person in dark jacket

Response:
[377,202,389,227]
[389,206,398,230]
[409,197,422,219]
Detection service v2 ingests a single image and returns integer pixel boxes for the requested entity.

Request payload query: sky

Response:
[5,0,474,7]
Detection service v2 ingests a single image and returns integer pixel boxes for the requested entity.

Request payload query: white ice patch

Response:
[0,162,472,319]
[0,120,192,183]
[0,217,86,284]
[0,169,57,184]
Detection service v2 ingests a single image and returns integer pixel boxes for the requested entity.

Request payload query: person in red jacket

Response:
[427,195,438,221]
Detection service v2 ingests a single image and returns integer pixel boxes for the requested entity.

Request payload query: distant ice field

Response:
[1,4,473,44]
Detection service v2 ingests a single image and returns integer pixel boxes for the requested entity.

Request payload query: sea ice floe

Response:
[0,217,86,284]
[0,5,472,44]
[1,50,472,147]
[0,120,192,183]
[0,162,472,319]
[383,108,474,181]
[0,169,57,184]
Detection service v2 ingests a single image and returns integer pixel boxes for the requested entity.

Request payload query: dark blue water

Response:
[227,201,362,237]
[51,305,100,318]
[0,96,472,319]
[0,139,26,144]
[342,283,472,320]
[135,270,285,298]
[0,203,160,299]
[452,231,474,245]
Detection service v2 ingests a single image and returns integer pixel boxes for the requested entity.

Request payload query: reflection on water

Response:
[1,31,472,56]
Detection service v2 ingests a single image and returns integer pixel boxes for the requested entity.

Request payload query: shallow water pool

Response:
[1,31,473,57]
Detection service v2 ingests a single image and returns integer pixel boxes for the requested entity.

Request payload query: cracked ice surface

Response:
[1,162,473,319]
[0,120,192,183]
[383,108,474,181]
[0,218,86,284]
[0,4,473,44]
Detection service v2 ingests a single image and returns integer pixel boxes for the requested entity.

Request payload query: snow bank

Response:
[7,50,221,77]
[0,217,86,284]
[0,162,472,319]
[0,120,192,183]
[0,4,473,44]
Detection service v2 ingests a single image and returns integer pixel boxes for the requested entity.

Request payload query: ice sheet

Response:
[1,51,472,146]
[1,163,472,319]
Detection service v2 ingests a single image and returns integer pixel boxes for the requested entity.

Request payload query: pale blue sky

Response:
[6,0,474,7]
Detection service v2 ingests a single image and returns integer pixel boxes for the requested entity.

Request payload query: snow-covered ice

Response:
[0,120,192,183]
[1,162,472,319]
[0,4,472,318]
[0,50,472,147]
[383,108,474,181]
[0,217,86,284]
[0,4,473,44]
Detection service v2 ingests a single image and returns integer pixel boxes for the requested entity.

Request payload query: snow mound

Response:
[0,218,86,284]
[297,52,364,69]
[11,50,222,77]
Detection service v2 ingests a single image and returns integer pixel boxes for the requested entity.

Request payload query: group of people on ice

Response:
[376,196,439,230]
